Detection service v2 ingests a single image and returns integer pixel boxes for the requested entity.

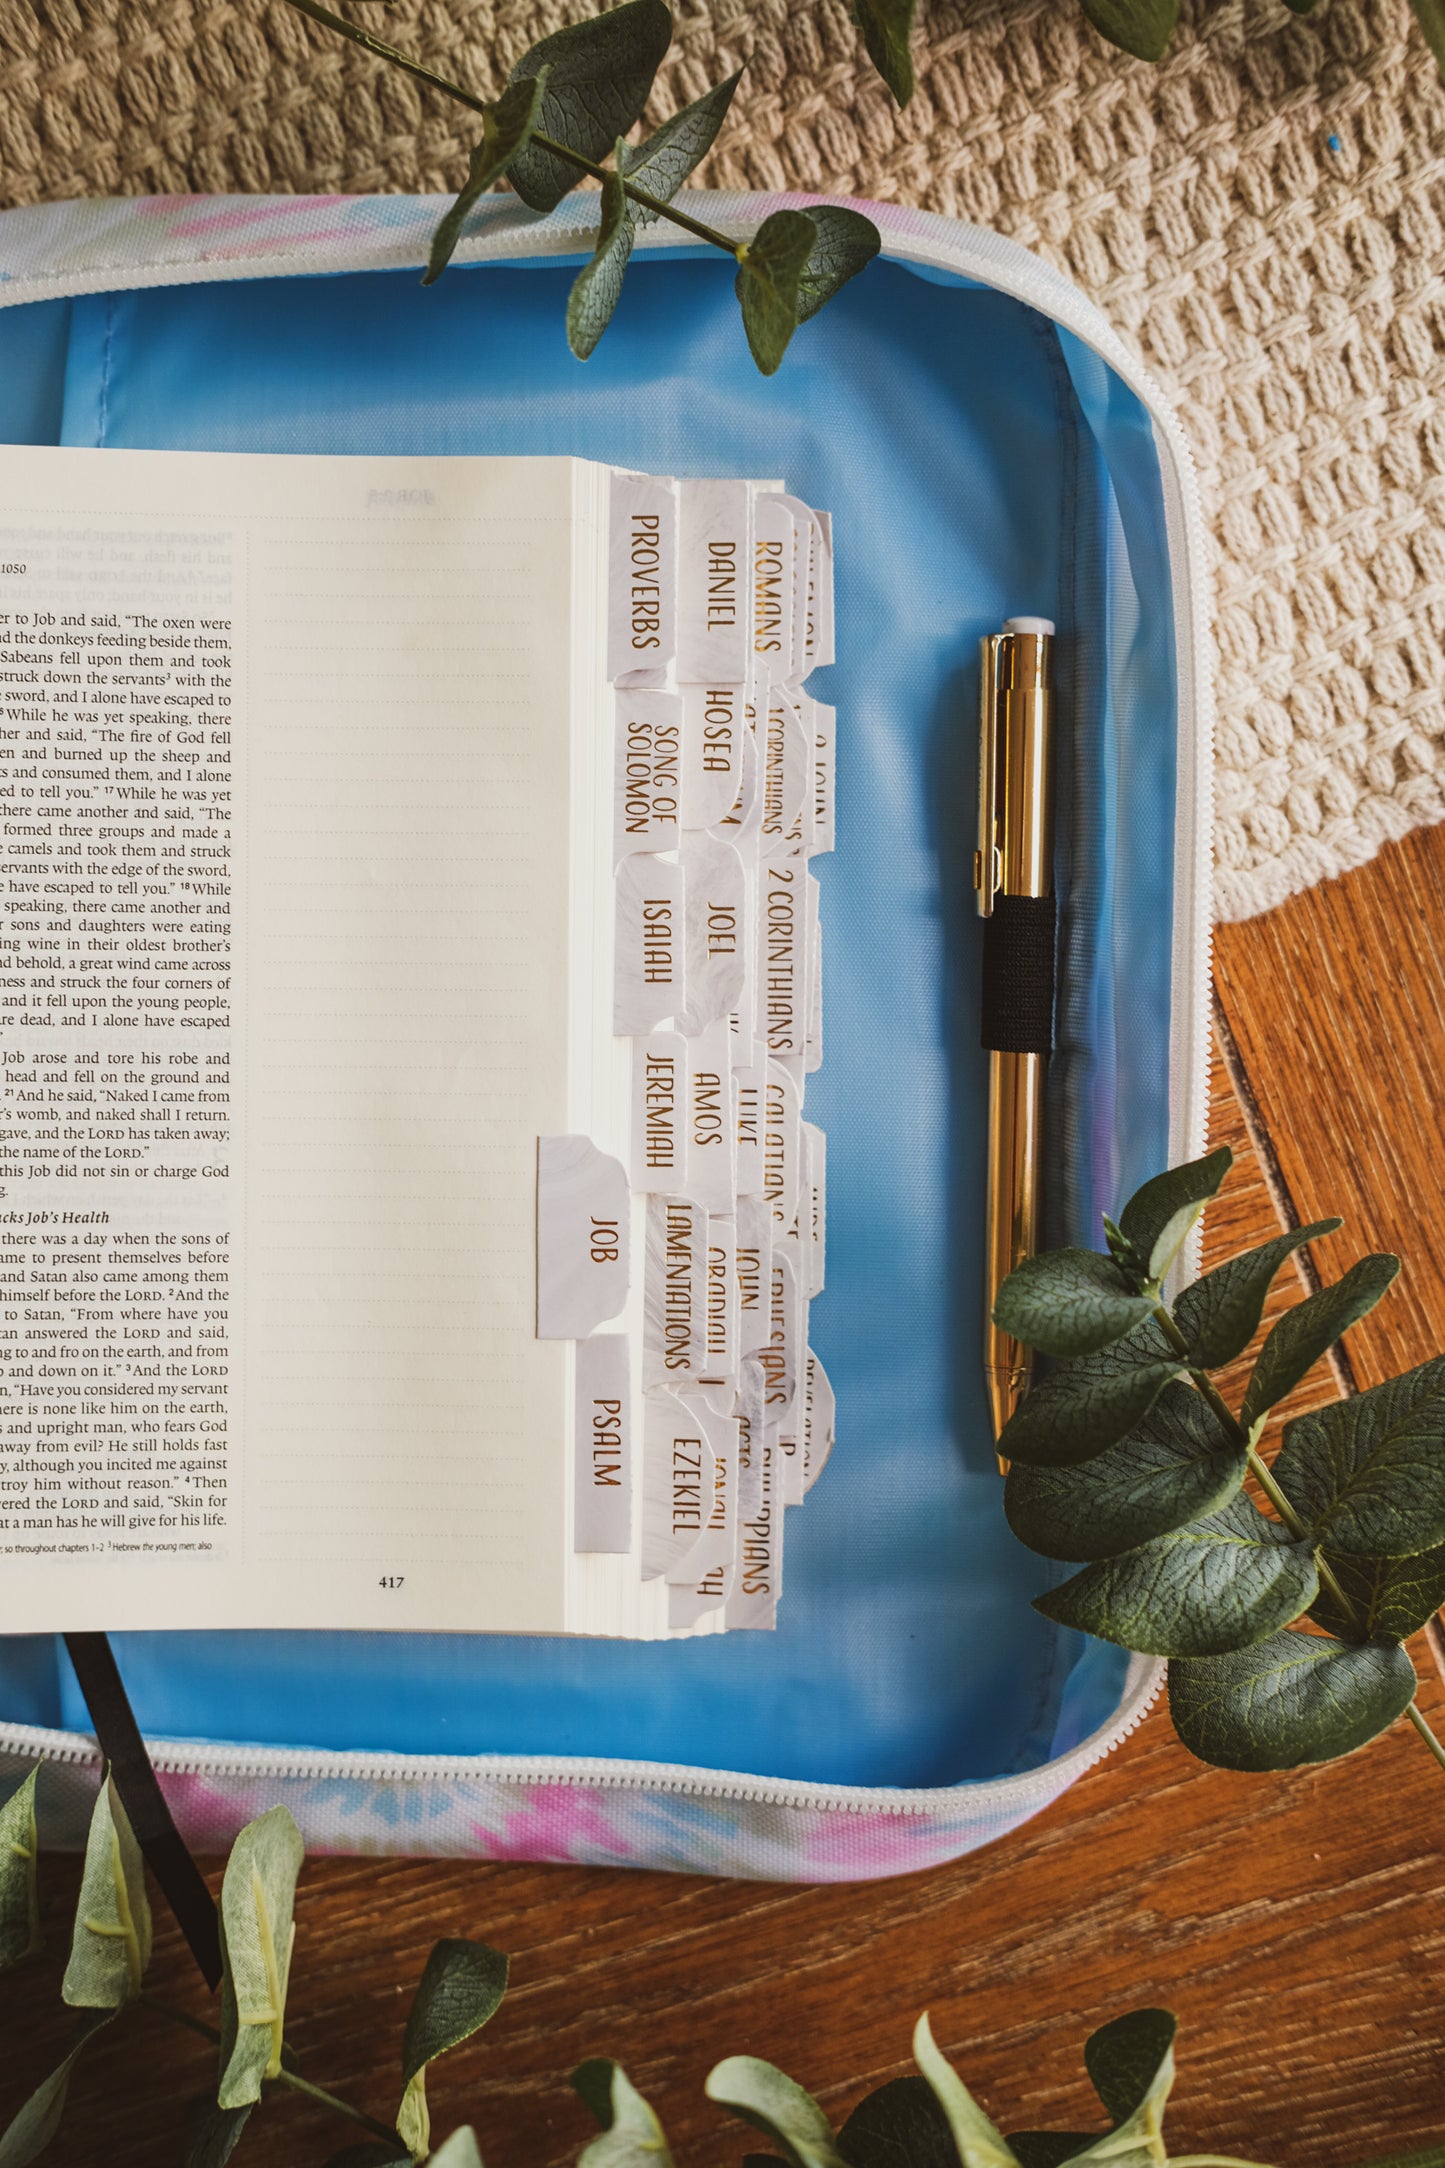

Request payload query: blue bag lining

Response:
[0,250,1174,1787]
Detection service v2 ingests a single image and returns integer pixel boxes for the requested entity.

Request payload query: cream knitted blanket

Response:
[2,0,1441,920]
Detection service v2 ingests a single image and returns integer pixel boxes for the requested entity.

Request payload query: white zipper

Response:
[0,193,1202,1820]
[0,1654,1165,1813]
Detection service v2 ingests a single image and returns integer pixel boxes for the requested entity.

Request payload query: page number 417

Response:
[379,1575,405,1589]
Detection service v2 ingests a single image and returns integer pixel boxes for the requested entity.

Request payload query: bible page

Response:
[0,445,596,1633]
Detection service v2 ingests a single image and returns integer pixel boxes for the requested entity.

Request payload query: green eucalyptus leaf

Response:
[1310,1543,1445,1642]
[62,1774,151,2009]
[1408,0,1445,75]
[574,2059,620,2129]
[1169,1630,1417,1770]
[735,211,817,376]
[1241,1255,1400,1432]
[575,2061,676,2167]
[1006,2138,1101,2168]
[911,2014,1020,2168]
[851,0,917,105]
[1116,1147,1232,1287]
[1272,1357,1445,1558]
[568,155,635,358]
[1064,2011,1175,2168]
[183,2101,255,2168]
[1175,1220,1341,1370]
[1033,1492,1318,1657]
[397,1937,509,2160]
[838,2077,957,2168]
[624,70,744,217]
[706,2056,846,2168]
[423,71,550,285]
[993,1249,1157,1359]
[1077,0,1179,60]
[1006,1381,1245,1562]
[998,1320,1183,1469]
[428,2133,485,2168]
[795,206,882,323]
[506,0,672,214]
[0,2008,113,2168]
[1082,2010,1177,2127]
[0,1769,40,1969]
[217,1805,304,2109]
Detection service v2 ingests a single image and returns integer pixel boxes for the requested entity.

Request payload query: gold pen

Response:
[973,617,1057,1462]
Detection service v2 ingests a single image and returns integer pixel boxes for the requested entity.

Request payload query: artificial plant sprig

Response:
[843,0,1444,104]
[276,0,880,374]
[1,1779,1441,2164]
[994,1147,1445,1778]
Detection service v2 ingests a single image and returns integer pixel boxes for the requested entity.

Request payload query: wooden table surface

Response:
[6,828,1445,2166]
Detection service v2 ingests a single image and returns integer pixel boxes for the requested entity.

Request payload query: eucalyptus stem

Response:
[1148,1300,1445,1775]
[139,1995,401,2145]
[278,0,742,255]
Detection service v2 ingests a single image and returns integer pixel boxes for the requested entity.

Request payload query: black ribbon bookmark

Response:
[63,1633,223,1991]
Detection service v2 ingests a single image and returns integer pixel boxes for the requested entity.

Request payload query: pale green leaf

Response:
[506,0,672,214]
[851,0,917,105]
[1033,1493,1317,1657]
[623,71,744,219]
[1006,2136,1100,2168]
[1116,1148,1232,1287]
[1077,0,1179,60]
[1175,1221,1340,1370]
[993,1249,1156,1359]
[1005,1381,1245,1561]
[428,2133,485,2168]
[396,1938,509,2160]
[1169,1630,1417,1771]
[217,1805,304,2109]
[1272,1356,1445,1558]
[1241,1255,1401,1431]
[0,2010,113,2168]
[567,154,636,360]
[0,1769,40,1970]
[735,210,816,376]
[706,2056,846,2168]
[183,2101,254,2168]
[795,206,882,323]
[423,72,550,285]
[912,2014,1020,2168]
[574,2059,676,2166]
[61,1775,151,2009]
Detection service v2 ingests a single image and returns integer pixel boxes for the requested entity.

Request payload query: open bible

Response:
[0,447,834,1638]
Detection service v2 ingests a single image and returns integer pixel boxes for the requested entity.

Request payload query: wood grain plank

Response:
[7,858,1445,2167]
[1214,819,1445,1394]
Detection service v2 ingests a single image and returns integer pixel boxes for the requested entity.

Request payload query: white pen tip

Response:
[1003,615,1055,636]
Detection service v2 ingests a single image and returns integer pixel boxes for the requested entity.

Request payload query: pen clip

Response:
[974,632,1006,918]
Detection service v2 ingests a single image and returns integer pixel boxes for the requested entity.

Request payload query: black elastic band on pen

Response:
[981,894,1057,1055]
[63,1633,223,1989]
